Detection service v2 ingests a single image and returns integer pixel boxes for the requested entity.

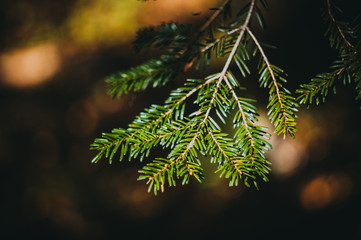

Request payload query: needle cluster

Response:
[91,0,301,194]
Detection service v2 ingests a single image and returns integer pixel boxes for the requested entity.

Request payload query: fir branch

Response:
[193,0,255,69]
[178,0,233,56]
[144,78,226,191]
[139,127,205,195]
[219,0,255,78]
[247,28,298,138]
[90,128,131,164]
[207,131,248,185]
[137,0,258,193]
[106,56,180,98]
[201,26,245,55]
[199,0,233,34]
[297,72,337,106]
[91,76,219,164]
[207,131,237,165]
[297,0,361,108]
[133,22,192,53]
[223,72,255,148]
[219,72,271,186]
[91,0,299,194]
[325,0,354,50]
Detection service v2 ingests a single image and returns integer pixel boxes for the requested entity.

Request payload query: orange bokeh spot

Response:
[300,173,352,211]
[0,43,61,88]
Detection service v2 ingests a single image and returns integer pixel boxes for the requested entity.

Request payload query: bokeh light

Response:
[300,173,353,211]
[66,0,140,46]
[0,43,61,87]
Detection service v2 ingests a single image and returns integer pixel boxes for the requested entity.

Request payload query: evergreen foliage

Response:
[297,0,361,107]
[91,0,359,194]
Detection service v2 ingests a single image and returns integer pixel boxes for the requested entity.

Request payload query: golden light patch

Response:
[0,43,60,88]
[140,0,221,25]
[66,0,140,45]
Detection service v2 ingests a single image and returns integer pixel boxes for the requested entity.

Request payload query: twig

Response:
[203,0,256,124]
[247,27,293,136]
[247,28,284,109]
[208,131,243,175]
[198,0,233,34]
[219,0,256,79]
[222,74,255,149]
[201,26,246,53]
[326,0,353,48]
[179,0,232,56]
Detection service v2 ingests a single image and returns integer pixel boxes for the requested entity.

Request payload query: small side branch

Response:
[203,0,256,123]
[247,28,284,109]
[223,74,255,148]
[326,0,353,48]
[201,26,246,53]
[208,131,243,176]
[219,0,256,79]
[199,0,233,33]
[179,0,232,56]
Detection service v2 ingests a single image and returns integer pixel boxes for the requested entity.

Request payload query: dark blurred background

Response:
[1,0,361,239]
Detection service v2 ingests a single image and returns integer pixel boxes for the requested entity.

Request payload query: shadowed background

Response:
[1,0,361,239]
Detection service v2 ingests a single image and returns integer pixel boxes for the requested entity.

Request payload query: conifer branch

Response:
[201,26,245,53]
[326,0,353,49]
[220,0,255,78]
[247,29,282,107]
[178,0,232,58]
[91,76,219,164]
[137,0,258,193]
[297,0,361,108]
[207,131,233,162]
[91,0,302,194]
[199,0,233,35]
[297,72,337,106]
[223,73,254,147]
[207,131,244,179]
[247,28,298,138]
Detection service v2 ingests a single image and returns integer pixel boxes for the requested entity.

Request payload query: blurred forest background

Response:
[1,0,361,239]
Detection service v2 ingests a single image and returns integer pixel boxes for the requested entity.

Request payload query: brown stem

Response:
[326,0,353,48]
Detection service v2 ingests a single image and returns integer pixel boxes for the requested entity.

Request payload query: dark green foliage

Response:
[258,62,298,138]
[297,0,361,108]
[297,73,337,106]
[107,56,180,98]
[91,0,300,195]
[133,22,193,54]
[107,22,195,98]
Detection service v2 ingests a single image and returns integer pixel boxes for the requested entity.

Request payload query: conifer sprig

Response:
[248,29,298,138]
[297,0,361,108]
[325,0,354,51]
[91,0,299,194]
[106,56,180,98]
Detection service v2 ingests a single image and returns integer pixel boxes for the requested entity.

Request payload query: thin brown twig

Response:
[247,28,284,109]
[179,0,232,57]
[208,131,243,175]
[222,74,255,149]
[326,0,353,48]
[201,26,246,53]
[219,0,255,79]
[199,0,233,34]
[247,27,294,137]
[203,0,256,123]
